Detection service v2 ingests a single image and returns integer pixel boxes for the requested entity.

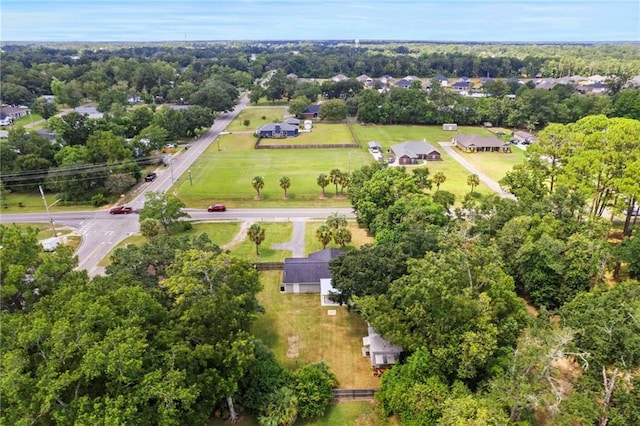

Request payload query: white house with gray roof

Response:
[281,248,344,293]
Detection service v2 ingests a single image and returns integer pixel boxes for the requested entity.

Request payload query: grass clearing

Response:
[305,221,374,255]
[185,222,241,248]
[226,107,288,132]
[456,148,526,182]
[230,222,293,262]
[175,131,371,208]
[253,270,380,388]
[98,234,147,267]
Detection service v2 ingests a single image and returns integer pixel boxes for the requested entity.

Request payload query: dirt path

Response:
[222,221,253,250]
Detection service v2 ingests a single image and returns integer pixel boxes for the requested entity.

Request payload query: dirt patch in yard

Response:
[287,335,299,358]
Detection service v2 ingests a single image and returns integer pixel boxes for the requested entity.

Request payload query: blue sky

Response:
[1,0,639,42]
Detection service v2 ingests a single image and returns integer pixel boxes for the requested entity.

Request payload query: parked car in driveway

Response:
[207,204,226,212]
[144,172,157,182]
[110,206,134,214]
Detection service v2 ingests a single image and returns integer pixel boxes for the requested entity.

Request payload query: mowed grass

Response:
[226,107,288,132]
[457,148,526,182]
[253,271,381,389]
[351,124,497,200]
[0,191,91,213]
[185,222,241,248]
[175,131,372,208]
[229,222,293,262]
[305,221,374,255]
[259,124,353,146]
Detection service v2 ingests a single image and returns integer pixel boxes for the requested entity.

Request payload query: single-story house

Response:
[0,106,28,119]
[394,79,412,88]
[577,82,608,94]
[301,104,321,119]
[320,278,340,306]
[451,81,472,91]
[452,135,511,153]
[256,122,299,138]
[0,113,13,126]
[356,74,372,84]
[435,74,449,87]
[391,140,441,164]
[362,324,403,368]
[368,141,382,153]
[331,74,348,82]
[281,248,344,293]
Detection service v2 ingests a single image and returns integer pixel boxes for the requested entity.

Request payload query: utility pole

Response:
[188,169,193,185]
[39,185,57,236]
[170,160,174,184]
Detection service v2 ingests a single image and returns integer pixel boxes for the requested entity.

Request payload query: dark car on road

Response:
[144,172,157,182]
[207,204,226,212]
[110,206,134,214]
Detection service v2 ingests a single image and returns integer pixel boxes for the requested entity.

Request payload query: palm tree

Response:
[315,225,332,249]
[333,227,352,248]
[279,176,291,198]
[329,168,342,196]
[252,176,265,197]
[326,212,347,230]
[338,172,350,195]
[248,223,266,255]
[317,173,329,196]
[467,173,480,193]
[433,171,446,191]
[258,386,298,426]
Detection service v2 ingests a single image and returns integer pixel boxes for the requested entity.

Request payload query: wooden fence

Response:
[252,262,284,271]
[332,388,378,401]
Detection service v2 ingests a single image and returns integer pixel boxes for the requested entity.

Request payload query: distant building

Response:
[362,324,403,368]
[256,122,299,138]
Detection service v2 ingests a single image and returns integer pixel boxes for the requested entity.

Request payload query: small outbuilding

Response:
[442,123,458,131]
[362,324,403,368]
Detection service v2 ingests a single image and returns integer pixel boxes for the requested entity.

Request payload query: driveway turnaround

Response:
[438,142,516,200]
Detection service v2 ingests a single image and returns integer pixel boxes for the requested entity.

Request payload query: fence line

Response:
[253,262,284,271]
[332,388,378,401]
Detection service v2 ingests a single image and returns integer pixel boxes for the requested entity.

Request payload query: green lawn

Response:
[0,191,92,213]
[207,401,395,426]
[226,107,288,132]
[175,131,372,208]
[230,222,292,262]
[351,124,499,200]
[185,222,241,248]
[305,221,374,255]
[6,112,44,128]
[456,148,526,182]
[252,270,381,389]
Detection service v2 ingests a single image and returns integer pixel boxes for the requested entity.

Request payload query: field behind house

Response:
[252,270,381,389]
[225,107,288,132]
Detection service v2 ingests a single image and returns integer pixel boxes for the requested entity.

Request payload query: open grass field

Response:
[185,222,242,247]
[175,131,371,208]
[253,270,381,389]
[225,107,288,132]
[305,221,374,255]
[0,191,88,213]
[259,124,354,146]
[456,148,526,182]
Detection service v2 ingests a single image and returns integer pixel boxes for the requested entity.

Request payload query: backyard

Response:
[252,270,381,389]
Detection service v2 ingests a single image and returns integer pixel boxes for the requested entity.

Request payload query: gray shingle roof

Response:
[282,249,344,284]
[454,134,507,148]
[257,122,298,132]
[391,141,439,158]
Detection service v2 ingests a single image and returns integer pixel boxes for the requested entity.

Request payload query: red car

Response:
[110,206,133,214]
[207,204,226,212]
